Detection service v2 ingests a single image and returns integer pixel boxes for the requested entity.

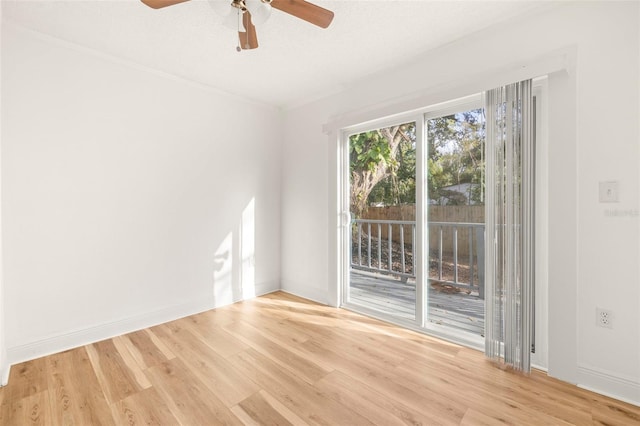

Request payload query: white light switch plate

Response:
[599,181,619,203]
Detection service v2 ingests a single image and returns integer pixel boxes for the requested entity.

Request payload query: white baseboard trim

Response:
[531,363,549,373]
[0,362,10,387]
[253,281,280,298]
[6,280,280,367]
[280,281,328,306]
[7,297,216,366]
[578,364,640,407]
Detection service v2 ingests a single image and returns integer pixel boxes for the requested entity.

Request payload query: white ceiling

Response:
[2,0,553,108]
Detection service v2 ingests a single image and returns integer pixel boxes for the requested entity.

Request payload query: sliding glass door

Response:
[340,98,486,343]
[339,86,545,368]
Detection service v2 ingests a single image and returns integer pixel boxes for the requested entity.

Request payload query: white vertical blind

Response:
[484,80,534,372]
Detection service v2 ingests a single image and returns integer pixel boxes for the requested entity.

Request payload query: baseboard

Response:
[531,363,549,373]
[6,280,280,368]
[280,281,328,306]
[254,280,280,298]
[0,362,10,386]
[578,364,640,407]
[7,297,219,366]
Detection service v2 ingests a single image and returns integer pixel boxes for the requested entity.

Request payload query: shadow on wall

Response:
[212,198,257,307]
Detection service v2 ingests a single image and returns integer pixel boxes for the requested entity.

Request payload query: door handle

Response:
[340,211,351,227]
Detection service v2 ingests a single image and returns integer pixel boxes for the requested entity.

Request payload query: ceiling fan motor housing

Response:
[231,0,271,12]
[231,0,246,11]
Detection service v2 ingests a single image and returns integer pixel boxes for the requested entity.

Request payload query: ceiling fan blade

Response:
[271,0,334,29]
[239,12,259,50]
[140,0,190,9]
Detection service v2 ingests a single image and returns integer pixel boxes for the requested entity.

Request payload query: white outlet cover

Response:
[599,181,619,203]
[596,308,613,329]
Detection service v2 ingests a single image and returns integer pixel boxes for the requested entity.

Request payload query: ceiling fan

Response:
[140,0,334,51]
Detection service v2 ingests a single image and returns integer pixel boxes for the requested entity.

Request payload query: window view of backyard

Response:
[348,109,486,337]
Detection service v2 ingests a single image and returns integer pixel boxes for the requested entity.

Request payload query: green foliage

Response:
[349,131,395,173]
[427,158,451,201]
[427,109,485,205]
[349,109,485,213]
[349,124,415,216]
[367,129,416,205]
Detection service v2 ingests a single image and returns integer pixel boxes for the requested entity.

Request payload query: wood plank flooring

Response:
[1,291,638,425]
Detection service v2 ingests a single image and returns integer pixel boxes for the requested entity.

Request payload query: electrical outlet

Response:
[596,308,613,329]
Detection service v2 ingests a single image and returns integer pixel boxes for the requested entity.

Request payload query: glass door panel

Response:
[347,122,417,321]
[425,108,486,337]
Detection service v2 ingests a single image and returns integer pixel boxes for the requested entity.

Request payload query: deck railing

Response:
[351,219,485,298]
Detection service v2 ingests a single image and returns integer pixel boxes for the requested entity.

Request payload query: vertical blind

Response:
[484,80,535,372]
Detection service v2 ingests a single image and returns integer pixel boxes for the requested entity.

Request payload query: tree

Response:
[427,109,485,205]
[367,129,416,207]
[349,123,415,217]
[349,109,485,215]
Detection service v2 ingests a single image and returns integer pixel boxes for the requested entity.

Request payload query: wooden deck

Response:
[349,271,485,336]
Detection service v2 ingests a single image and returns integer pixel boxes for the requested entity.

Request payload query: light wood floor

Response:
[1,292,638,425]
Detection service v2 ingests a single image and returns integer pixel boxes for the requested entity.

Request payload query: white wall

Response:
[281,100,330,304]
[281,2,640,404]
[1,23,281,364]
